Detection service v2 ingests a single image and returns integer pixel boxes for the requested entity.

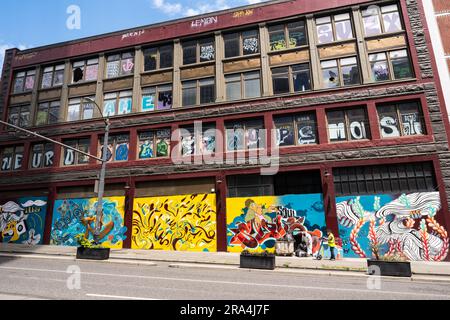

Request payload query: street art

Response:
[0,197,47,245]
[50,197,127,249]
[336,192,449,261]
[200,45,215,61]
[191,16,218,28]
[132,194,217,252]
[243,37,259,54]
[227,194,326,253]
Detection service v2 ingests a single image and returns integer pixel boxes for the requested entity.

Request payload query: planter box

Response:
[367,259,412,277]
[240,254,275,270]
[76,247,110,260]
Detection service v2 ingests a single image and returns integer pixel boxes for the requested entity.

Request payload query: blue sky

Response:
[0,0,267,73]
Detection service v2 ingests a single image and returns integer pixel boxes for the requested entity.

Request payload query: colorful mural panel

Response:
[132,194,217,252]
[0,197,47,245]
[336,192,449,261]
[50,197,127,249]
[226,194,326,253]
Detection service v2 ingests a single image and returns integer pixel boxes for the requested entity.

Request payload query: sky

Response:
[0,0,269,73]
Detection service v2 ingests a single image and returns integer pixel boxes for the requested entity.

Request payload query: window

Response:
[321,57,360,88]
[1,146,24,171]
[183,38,215,65]
[63,138,91,166]
[362,4,403,37]
[224,29,260,58]
[182,78,215,107]
[41,64,65,89]
[142,85,173,112]
[143,45,173,71]
[30,143,54,169]
[327,107,370,142]
[72,58,99,83]
[180,124,216,156]
[225,71,261,101]
[99,134,130,162]
[13,70,35,93]
[106,52,135,78]
[272,63,311,94]
[316,13,354,44]
[377,101,425,138]
[67,97,95,122]
[369,49,413,82]
[274,112,318,147]
[138,129,171,159]
[226,119,265,151]
[103,91,133,117]
[36,101,60,126]
[269,20,307,51]
[8,105,30,127]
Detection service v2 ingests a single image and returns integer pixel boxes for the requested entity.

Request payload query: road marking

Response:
[86,294,159,300]
[1,265,449,299]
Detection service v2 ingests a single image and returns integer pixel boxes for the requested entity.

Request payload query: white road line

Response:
[1,265,449,298]
[86,294,159,300]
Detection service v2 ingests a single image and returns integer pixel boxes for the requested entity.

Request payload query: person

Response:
[327,229,336,261]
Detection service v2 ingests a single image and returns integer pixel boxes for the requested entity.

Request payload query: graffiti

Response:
[157,91,173,110]
[232,9,254,18]
[14,52,38,62]
[132,194,217,252]
[200,45,215,61]
[156,129,170,157]
[380,116,400,137]
[122,30,145,41]
[191,16,218,28]
[227,194,326,253]
[298,125,317,145]
[50,197,127,248]
[0,198,47,245]
[401,113,422,136]
[31,148,54,169]
[243,37,259,54]
[122,58,134,73]
[1,152,23,171]
[328,122,367,141]
[336,192,449,261]
[118,98,132,115]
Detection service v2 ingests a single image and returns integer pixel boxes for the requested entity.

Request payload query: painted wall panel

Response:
[226,194,326,253]
[132,194,217,252]
[336,192,449,261]
[50,197,127,249]
[0,197,48,245]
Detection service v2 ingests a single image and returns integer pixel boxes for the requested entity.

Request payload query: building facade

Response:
[1,0,450,260]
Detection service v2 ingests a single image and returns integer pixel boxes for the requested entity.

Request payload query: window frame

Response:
[29,142,55,169]
[326,107,371,143]
[72,58,99,83]
[179,123,216,156]
[41,64,65,89]
[369,49,413,82]
[12,70,36,94]
[35,100,60,126]
[182,77,216,107]
[315,13,355,45]
[225,71,261,101]
[224,29,260,58]
[321,56,360,88]
[67,96,96,122]
[273,112,319,147]
[362,3,403,37]
[105,52,135,79]
[143,45,174,72]
[377,101,426,138]
[268,20,308,51]
[0,145,24,172]
[137,129,171,160]
[99,134,130,163]
[103,91,133,117]
[271,63,312,94]
[62,138,91,167]
[225,118,265,151]
[141,84,173,112]
[182,37,215,66]
[8,104,31,128]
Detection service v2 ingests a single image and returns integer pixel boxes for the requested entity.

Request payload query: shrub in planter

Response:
[75,234,110,261]
[367,241,411,277]
[240,250,276,270]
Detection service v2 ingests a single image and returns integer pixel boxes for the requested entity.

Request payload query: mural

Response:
[226,194,326,253]
[132,194,216,252]
[50,197,127,249]
[336,192,449,261]
[0,197,47,245]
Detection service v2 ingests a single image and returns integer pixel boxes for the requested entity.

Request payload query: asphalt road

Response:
[0,256,450,301]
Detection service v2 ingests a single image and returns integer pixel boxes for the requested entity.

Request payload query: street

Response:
[0,256,450,300]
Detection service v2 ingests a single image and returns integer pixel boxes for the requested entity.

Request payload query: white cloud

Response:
[151,0,183,15]
[0,43,29,75]
[151,0,231,17]
[247,0,264,4]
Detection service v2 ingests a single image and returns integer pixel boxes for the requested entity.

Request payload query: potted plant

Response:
[75,234,110,261]
[367,241,411,277]
[240,250,276,270]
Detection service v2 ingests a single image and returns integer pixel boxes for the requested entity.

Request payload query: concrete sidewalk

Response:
[1,243,449,276]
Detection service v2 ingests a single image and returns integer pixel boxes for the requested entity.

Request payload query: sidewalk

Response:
[1,243,449,277]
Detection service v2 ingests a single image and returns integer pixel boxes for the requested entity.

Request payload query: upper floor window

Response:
[327,107,370,142]
[224,30,260,58]
[377,101,425,138]
[321,57,360,88]
[67,97,95,122]
[138,129,171,159]
[274,112,318,147]
[1,145,24,172]
[180,124,216,156]
[36,101,60,126]
[99,134,130,163]
[72,58,99,83]
[316,13,354,44]
[8,105,30,128]
[142,85,173,112]
[63,138,91,166]
[30,142,54,169]
[183,38,215,65]
[41,64,65,89]
[369,49,413,82]
[13,70,35,94]
[272,63,311,94]
[144,45,173,71]
[362,4,403,37]
[269,21,307,51]
[182,78,215,107]
[106,52,134,78]
[225,118,265,151]
[103,91,132,117]
[225,71,261,101]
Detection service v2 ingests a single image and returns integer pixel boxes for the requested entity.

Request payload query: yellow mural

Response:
[132,194,217,252]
